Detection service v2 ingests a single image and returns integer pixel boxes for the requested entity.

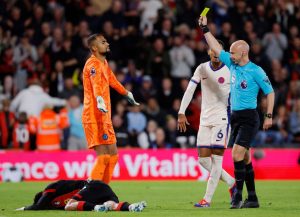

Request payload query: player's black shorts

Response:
[72,180,119,204]
[229,109,259,149]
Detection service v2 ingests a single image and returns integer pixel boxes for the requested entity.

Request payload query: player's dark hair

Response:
[33,191,43,204]
[87,33,104,49]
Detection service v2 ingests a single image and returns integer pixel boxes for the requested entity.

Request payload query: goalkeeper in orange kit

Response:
[82,33,139,183]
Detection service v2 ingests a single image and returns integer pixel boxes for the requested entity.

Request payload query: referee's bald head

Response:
[231,40,249,55]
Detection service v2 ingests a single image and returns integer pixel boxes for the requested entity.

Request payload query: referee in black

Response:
[198,15,275,209]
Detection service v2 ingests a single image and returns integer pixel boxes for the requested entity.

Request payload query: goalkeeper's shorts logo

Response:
[102,134,108,140]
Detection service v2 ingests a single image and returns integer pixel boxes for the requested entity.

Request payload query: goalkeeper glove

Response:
[96,96,108,113]
[126,91,140,106]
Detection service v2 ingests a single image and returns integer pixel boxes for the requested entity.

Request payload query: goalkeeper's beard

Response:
[100,50,110,57]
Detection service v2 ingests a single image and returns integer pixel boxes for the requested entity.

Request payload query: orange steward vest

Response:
[36,109,61,151]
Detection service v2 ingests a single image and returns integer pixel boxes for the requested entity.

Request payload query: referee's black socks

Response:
[245,162,258,201]
[234,160,246,201]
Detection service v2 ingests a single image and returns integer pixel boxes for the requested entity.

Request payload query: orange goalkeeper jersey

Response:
[82,55,127,124]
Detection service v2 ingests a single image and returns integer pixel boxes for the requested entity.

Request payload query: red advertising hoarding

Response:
[0,149,299,181]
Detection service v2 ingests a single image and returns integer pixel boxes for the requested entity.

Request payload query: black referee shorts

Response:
[228,109,260,149]
[72,180,119,204]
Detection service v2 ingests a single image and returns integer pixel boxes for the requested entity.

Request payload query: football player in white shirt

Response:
[178,40,236,208]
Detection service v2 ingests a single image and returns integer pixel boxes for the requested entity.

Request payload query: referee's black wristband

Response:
[201,25,210,34]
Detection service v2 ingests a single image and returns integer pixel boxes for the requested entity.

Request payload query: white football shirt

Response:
[191,61,230,126]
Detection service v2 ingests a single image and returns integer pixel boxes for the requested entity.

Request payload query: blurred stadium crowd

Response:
[0,0,299,151]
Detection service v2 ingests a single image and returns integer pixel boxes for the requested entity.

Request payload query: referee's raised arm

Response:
[198,16,222,56]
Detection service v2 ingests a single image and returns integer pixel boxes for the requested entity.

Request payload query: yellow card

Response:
[200,7,210,16]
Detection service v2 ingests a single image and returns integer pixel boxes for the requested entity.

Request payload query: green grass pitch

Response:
[0,181,299,217]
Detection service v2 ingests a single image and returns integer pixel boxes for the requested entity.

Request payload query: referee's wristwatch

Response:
[264,113,273,119]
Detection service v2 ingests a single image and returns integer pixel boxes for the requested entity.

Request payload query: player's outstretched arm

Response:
[16,205,43,211]
[198,16,222,56]
[107,67,140,106]
[17,191,55,210]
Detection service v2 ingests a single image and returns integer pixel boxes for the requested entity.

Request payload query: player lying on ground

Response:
[15,179,146,212]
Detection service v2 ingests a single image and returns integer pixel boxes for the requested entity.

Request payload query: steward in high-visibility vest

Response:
[30,106,66,151]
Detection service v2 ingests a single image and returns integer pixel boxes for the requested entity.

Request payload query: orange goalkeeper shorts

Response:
[83,123,116,149]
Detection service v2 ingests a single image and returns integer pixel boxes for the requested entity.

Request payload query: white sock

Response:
[198,156,235,188]
[220,168,235,188]
[198,157,212,171]
[203,155,223,202]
